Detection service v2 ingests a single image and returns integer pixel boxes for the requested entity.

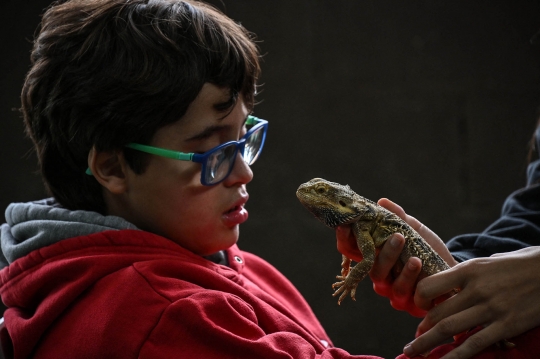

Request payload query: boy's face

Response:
[116,83,253,255]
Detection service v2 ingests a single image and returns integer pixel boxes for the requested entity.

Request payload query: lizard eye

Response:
[339,200,347,207]
[316,186,326,194]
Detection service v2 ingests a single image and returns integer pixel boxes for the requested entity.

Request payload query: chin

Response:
[218,238,239,252]
[196,235,239,256]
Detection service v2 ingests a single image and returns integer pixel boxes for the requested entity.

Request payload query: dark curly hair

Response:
[21,0,261,214]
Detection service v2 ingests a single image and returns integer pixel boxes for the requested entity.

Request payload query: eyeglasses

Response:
[115,115,267,186]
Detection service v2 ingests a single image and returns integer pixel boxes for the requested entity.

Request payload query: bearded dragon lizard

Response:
[296,178,452,305]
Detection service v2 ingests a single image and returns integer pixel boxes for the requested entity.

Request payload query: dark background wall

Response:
[2,1,540,358]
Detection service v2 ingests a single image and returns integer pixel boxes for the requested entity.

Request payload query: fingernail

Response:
[403,343,414,356]
[407,261,417,271]
[390,235,401,247]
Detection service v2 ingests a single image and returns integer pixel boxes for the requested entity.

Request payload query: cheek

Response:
[162,188,223,233]
[129,159,236,254]
[141,160,202,208]
[128,161,204,230]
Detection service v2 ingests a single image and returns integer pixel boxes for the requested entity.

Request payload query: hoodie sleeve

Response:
[447,159,540,262]
[138,291,383,359]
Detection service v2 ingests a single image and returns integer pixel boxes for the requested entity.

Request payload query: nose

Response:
[223,151,253,187]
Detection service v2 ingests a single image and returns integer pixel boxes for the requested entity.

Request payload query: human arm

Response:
[138,292,383,359]
[447,181,540,261]
[402,161,540,357]
[337,197,540,359]
[131,242,385,359]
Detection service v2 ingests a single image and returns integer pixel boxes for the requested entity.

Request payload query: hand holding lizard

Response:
[405,246,540,359]
[338,198,540,359]
[336,198,456,317]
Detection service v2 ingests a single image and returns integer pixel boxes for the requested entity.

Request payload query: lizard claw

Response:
[332,278,347,305]
[332,276,358,304]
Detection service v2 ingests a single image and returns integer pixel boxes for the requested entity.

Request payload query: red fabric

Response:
[396,326,540,359]
[0,230,381,359]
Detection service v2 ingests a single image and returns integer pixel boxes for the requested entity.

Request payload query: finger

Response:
[415,316,430,338]
[377,198,423,229]
[416,289,479,336]
[370,233,405,282]
[377,198,408,220]
[378,198,458,267]
[404,306,489,358]
[393,257,422,296]
[388,258,426,317]
[370,234,404,298]
[336,225,363,262]
[415,266,466,310]
[438,323,508,359]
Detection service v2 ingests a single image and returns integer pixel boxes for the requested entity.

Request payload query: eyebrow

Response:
[185,124,231,142]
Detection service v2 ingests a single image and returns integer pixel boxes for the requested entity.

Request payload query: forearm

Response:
[448,167,540,261]
[140,293,384,359]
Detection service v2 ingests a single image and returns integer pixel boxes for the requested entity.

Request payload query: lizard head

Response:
[296,178,365,229]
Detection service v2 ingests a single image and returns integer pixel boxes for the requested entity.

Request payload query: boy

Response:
[1,0,383,357]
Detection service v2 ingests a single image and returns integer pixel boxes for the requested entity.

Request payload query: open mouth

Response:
[225,205,241,214]
[222,203,249,227]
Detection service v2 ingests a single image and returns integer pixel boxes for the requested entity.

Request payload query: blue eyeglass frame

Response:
[85,116,268,186]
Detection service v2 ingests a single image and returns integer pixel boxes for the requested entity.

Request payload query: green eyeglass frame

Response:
[85,115,268,186]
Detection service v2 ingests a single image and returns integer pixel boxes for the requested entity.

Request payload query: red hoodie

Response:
[2,228,540,358]
[0,229,383,359]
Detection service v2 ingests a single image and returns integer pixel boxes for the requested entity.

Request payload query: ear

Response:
[87,147,129,194]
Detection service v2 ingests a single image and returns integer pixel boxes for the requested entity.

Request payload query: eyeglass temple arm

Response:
[125,143,193,160]
[86,115,263,175]
[86,144,193,175]
[246,115,258,126]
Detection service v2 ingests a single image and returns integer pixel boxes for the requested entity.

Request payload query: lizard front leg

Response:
[332,221,376,304]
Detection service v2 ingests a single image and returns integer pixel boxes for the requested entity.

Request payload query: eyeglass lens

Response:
[204,145,238,184]
[203,125,265,184]
[244,126,264,164]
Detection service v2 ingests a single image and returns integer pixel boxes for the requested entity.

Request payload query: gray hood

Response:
[0,198,138,268]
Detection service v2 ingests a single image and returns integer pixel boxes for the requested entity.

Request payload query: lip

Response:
[222,194,249,227]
